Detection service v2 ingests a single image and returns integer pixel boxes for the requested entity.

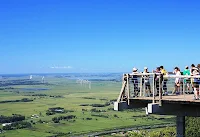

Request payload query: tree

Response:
[186,117,200,137]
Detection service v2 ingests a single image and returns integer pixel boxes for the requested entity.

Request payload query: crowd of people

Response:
[130,64,200,100]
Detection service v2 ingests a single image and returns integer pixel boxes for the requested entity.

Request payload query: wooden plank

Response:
[130,94,200,103]
[117,81,127,102]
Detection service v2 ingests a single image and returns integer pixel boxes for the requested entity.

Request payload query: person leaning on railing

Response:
[153,67,163,96]
[160,66,168,95]
[191,67,200,100]
[142,67,152,97]
[190,64,197,92]
[131,67,139,94]
[183,66,191,93]
[173,67,182,95]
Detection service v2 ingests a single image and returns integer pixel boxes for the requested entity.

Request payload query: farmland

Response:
[0,74,174,137]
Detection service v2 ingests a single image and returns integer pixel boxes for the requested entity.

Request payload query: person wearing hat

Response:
[132,67,138,72]
[183,66,191,93]
[131,67,139,96]
[142,67,152,97]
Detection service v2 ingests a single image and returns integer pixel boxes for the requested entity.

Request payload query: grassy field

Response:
[0,76,174,137]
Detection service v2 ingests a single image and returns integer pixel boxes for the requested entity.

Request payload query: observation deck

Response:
[114,73,200,137]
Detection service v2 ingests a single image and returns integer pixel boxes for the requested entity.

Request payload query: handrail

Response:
[118,72,200,106]
[129,73,200,78]
[165,75,200,78]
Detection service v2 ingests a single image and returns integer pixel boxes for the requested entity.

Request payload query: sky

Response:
[0,0,200,74]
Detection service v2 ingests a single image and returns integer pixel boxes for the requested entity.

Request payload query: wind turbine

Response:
[42,76,45,83]
[89,81,91,89]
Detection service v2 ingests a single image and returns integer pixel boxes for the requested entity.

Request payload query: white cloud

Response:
[50,66,73,69]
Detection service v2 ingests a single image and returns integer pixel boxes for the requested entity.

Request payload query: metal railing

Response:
[117,73,200,105]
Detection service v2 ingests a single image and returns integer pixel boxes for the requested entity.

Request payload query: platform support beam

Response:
[176,115,185,137]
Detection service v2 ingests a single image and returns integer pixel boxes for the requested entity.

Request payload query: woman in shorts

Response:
[192,69,200,100]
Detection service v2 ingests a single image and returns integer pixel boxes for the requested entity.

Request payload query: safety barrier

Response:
[117,73,200,104]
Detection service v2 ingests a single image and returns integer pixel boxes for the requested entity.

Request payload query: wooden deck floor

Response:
[130,94,200,103]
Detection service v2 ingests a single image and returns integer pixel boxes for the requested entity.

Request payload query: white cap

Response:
[144,67,148,70]
[133,67,137,71]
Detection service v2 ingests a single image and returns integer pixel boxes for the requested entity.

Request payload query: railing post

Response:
[126,74,130,105]
[140,77,143,97]
[183,80,185,99]
[132,76,135,97]
[143,77,146,97]
[152,74,155,103]
[159,75,162,106]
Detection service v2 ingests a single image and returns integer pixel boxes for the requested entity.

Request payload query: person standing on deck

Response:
[173,67,182,95]
[192,69,200,100]
[190,64,199,100]
[197,64,200,72]
[154,67,163,96]
[131,67,139,96]
[190,64,197,92]
[183,66,191,93]
[143,67,152,97]
[160,66,168,95]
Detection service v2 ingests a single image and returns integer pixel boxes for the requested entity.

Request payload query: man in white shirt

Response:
[131,68,139,96]
[173,67,181,95]
[143,67,152,96]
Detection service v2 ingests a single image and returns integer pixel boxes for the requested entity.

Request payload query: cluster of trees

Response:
[86,118,92,120]
[2,121,31,130]
[90,108,106,112]
[186,117,200,137]
[0,114,25,123]
[0,98,33,104]
[49,95,63,98]
[26,94,63,98]
[99,98,107,101]
[82,109,88,112]
[46,132,72,137]
[108,108,114,111]
[46,107,74,116]
[126,117,200,137]
[91,114,109,118]
[127,127,176,137]
[114,114,119,118]
[52,115,77,123]
[82,97,115,102]
[0,79,46,87]
[48,107,64,112]
[132,115,147,118]
[82,97,96,100]
[80,102,110,107]
[31,94,47,96]
[0,87,14,90]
